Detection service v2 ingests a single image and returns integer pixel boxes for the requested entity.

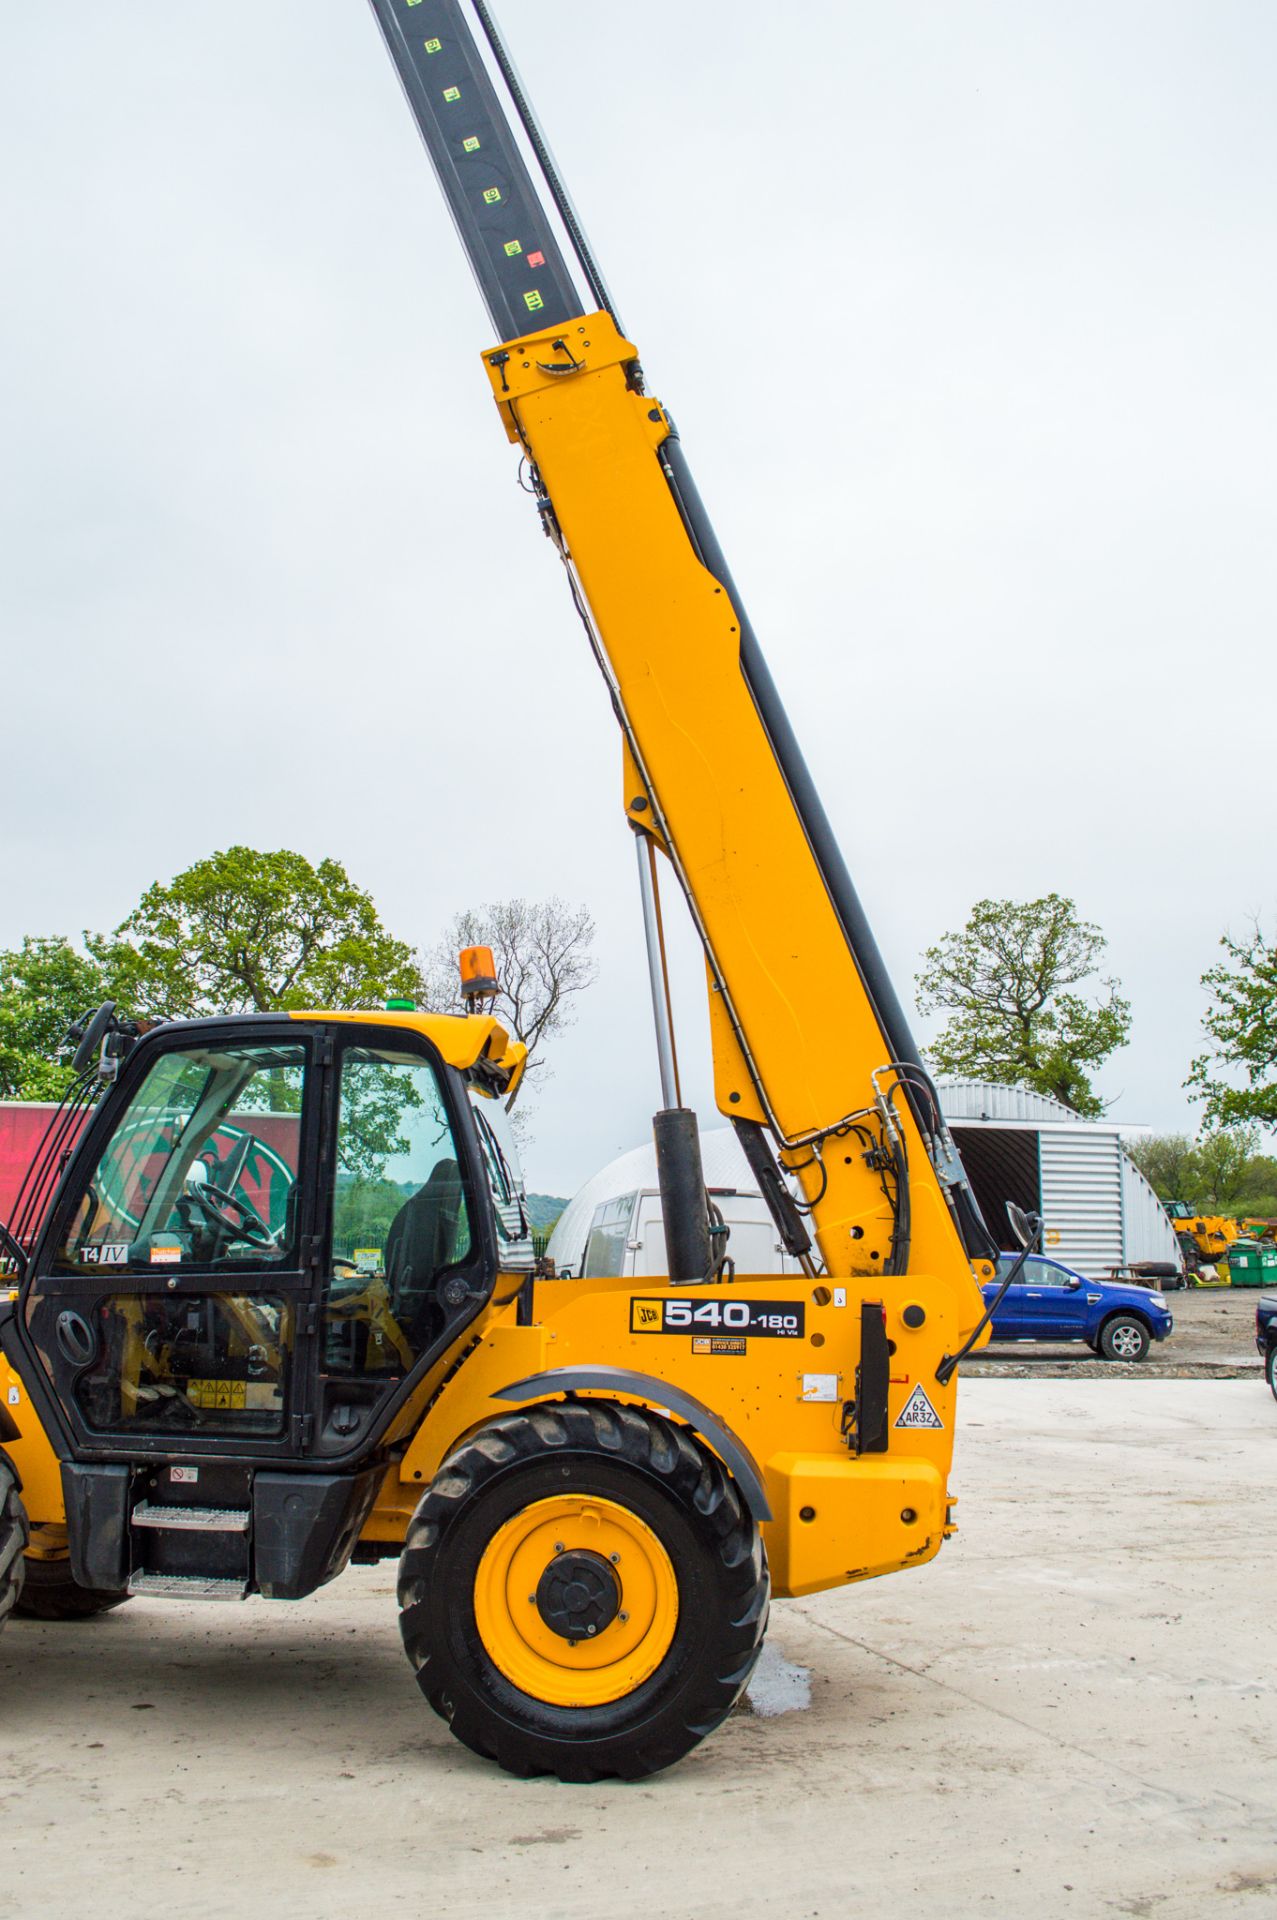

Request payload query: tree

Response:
[91,847,423,1020]
[1194,1125,1262,1210]
[420,897,597,1105]
[1125,1127,1277,1220]
[1187,918,1277,1131]
[1125,1132,1200,1205]
[915,893,1131,1117]
[0,937,107,1099]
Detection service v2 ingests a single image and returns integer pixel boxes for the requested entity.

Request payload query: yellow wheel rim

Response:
[474,1494,679,1708]
[26,1524,71,1564]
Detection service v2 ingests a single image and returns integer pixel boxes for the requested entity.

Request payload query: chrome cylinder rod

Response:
[634,833,679,1112]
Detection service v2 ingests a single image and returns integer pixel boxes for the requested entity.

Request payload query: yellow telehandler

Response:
[0,0,998,1779]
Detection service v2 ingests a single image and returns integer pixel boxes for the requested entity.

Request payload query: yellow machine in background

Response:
[0,0,1000,1780]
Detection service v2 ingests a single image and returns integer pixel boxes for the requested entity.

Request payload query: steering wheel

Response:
[185,1179,276,1249]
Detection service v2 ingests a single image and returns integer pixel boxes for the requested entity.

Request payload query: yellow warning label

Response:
[463,136,481,152]
[443,86,460,102]
[504,240,523,256]
[424,38,442,52]
[524,289,544,311]
[483,187,502,204]
[187,1379,248,1411]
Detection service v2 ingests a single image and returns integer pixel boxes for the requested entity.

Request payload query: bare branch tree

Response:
[421,898,598,1110]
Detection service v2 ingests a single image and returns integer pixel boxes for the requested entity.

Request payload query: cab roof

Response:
[288,1009,527,1094]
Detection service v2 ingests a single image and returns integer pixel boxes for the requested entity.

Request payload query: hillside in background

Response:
[526,1193,567,1231]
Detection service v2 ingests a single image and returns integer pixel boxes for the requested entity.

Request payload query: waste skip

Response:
[1227,1244,1277,1288]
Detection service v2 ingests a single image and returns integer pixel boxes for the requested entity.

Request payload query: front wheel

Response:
[1266,1344,1277,1403]
[1099,1315,1151,1363]
[398,1401,768,1781]
[0,1452,29,1633]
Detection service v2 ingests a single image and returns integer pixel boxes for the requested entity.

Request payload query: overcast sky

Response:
[2,2,1273,1195]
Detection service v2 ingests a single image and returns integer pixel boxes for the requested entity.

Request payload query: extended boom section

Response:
[479,318,981,1297]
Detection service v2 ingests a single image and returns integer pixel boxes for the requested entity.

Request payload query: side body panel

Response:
[375,1278,959,1598]
[0,1335,64,1527]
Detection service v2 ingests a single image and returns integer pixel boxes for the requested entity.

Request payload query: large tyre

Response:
[14,1539,130,1622]
[1266,1344,1277,1403]
[0,1452,29,1633]
[1099,1315,1151,1363]
[399,1401,768,1782]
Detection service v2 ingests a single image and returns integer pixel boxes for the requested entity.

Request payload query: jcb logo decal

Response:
[630,1301,663,1332]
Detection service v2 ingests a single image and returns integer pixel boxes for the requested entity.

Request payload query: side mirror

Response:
[68,1001,118,1076]
[1006,1202,1043,1251]
[1066,1275,1082,1289]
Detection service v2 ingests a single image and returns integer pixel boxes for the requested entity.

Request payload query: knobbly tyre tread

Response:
[0,1450,29,1632]
[398,1400,769,1781]
[13,1553,130,1621]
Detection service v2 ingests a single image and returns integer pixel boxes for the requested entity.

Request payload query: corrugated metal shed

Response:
[940,1081,1086,1124]
[937,1082,1181,1276]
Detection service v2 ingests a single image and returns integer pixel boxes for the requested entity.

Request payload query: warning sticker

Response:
[692,1335,747,1356]
[149,1244,182,1266]
[188,1379,248,1411]
[894,1384,943,1430]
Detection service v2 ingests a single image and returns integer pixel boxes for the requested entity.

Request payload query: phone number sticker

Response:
[630,1297,805,1338]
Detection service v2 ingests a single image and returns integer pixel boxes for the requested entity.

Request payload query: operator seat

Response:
[384,1159,467,1347]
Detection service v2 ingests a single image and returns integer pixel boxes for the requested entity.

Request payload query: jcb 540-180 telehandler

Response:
[0,0,1005,1781]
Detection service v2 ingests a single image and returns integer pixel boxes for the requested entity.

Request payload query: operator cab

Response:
[15,1004,528,1467]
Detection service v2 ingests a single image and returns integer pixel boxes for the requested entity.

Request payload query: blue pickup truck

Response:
[1256,1295,1277,1399]
[984,1253,1174,1361]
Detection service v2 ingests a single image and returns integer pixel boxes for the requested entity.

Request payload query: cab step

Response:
[128,1571,248,1602]
[131,1503,250,1533]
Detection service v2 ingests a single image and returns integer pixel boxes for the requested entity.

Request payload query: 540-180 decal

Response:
[630,1297,805,1338]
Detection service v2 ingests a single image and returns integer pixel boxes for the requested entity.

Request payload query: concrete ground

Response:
[2,1380,1274,1920]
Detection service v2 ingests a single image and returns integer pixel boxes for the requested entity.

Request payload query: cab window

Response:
[468,1084,533,1270]
[56,1042,305,1273]
[325,1045,473,1379]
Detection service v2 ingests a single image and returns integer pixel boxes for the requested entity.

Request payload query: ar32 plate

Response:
[629,1298,805,1339]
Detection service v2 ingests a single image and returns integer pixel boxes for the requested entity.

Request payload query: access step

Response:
[131,1503,250,1533]
[128,1571,248,1602]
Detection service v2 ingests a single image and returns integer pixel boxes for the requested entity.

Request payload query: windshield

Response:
[467,1083,533,1272]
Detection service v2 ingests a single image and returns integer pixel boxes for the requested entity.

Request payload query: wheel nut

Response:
[586,1624,596,1635]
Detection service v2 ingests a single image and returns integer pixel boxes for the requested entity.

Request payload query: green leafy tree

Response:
[1193,1125,1261,1210]
[1125,1133,1200,1205]
[1187,918,1277,1131]
[916,894,1131,1118]
[0,937,107,1099]
[91,847,423,1020]
[1126,1128,1277,1221]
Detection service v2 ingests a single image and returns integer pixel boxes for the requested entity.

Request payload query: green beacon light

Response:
[385,997,416,1012]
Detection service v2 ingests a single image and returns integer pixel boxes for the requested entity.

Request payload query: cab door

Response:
[18,1025,324,1459]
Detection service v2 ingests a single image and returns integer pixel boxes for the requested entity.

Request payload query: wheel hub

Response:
[473,1494,680,1707]
[535,1549,621,1641]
